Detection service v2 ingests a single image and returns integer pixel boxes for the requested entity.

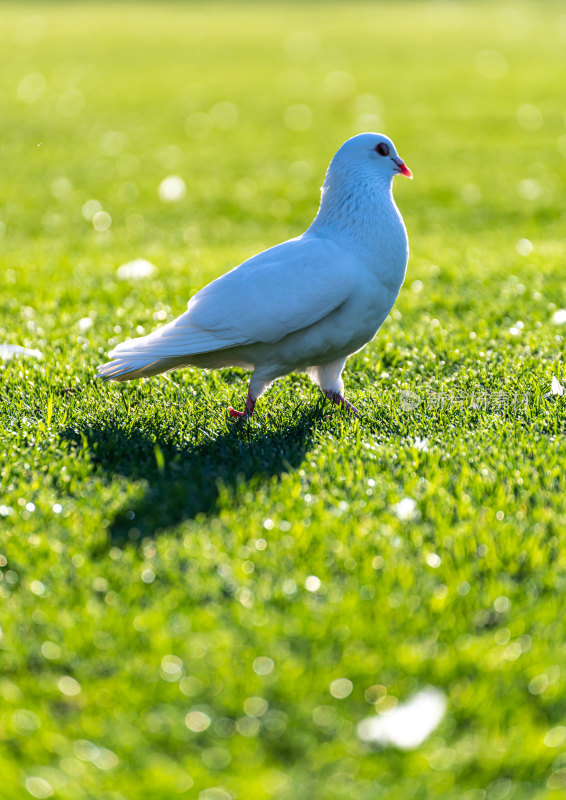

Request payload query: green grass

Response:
[2,1,566,798]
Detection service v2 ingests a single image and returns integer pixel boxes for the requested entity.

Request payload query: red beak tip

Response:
[393,158,412,179]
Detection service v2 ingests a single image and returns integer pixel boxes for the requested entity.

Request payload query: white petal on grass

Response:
[0,344,42,360]
[357,687,447,750]
[552,309,566,325]
[425,552,441,568]
[116,259,157,280]
[550,376,564,397]
[158,175,186,202]
[392,497,417,521]
[77,317,93,332]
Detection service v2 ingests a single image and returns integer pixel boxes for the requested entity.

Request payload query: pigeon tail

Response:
[97,356,187,382]
[98,312,239,381]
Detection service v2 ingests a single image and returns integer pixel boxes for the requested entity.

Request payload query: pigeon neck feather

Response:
[308,162,408,286]
[311,165,397,239]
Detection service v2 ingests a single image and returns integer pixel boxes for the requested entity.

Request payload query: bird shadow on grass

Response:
[62,407,325,546]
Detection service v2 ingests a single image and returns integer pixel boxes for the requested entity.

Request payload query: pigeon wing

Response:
[185,234,356,347]
[107,235,358,362]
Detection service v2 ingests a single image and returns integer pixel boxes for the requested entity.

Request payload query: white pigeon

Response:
[98,132,412,418]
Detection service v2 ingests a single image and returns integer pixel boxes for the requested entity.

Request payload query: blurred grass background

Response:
[1,2,566,799]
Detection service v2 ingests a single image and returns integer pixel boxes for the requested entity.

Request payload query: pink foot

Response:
[323,389,359,416]
[228,388,256,420]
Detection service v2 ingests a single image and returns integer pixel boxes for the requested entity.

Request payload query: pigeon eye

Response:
[376,142,390,157]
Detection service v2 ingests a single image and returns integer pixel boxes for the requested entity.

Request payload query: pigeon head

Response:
[331,132,412,182]
[311,132,412,241]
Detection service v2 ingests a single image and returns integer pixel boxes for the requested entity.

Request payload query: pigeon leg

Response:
[322,389,359,416]
[228,386,256,419]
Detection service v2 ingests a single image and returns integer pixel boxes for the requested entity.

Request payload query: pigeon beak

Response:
[393,158,412,179]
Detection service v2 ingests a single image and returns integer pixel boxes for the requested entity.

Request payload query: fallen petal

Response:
[0,344,43,360]
[158,175,186,202]
[77,316,93,332]
[116,259,157,280]
[392,497,417,521]
[357,687,447,750]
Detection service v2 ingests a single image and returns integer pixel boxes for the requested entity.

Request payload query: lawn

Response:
[1,1,566,798]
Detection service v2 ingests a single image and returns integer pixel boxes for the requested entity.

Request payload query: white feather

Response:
[551,375,564,396]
